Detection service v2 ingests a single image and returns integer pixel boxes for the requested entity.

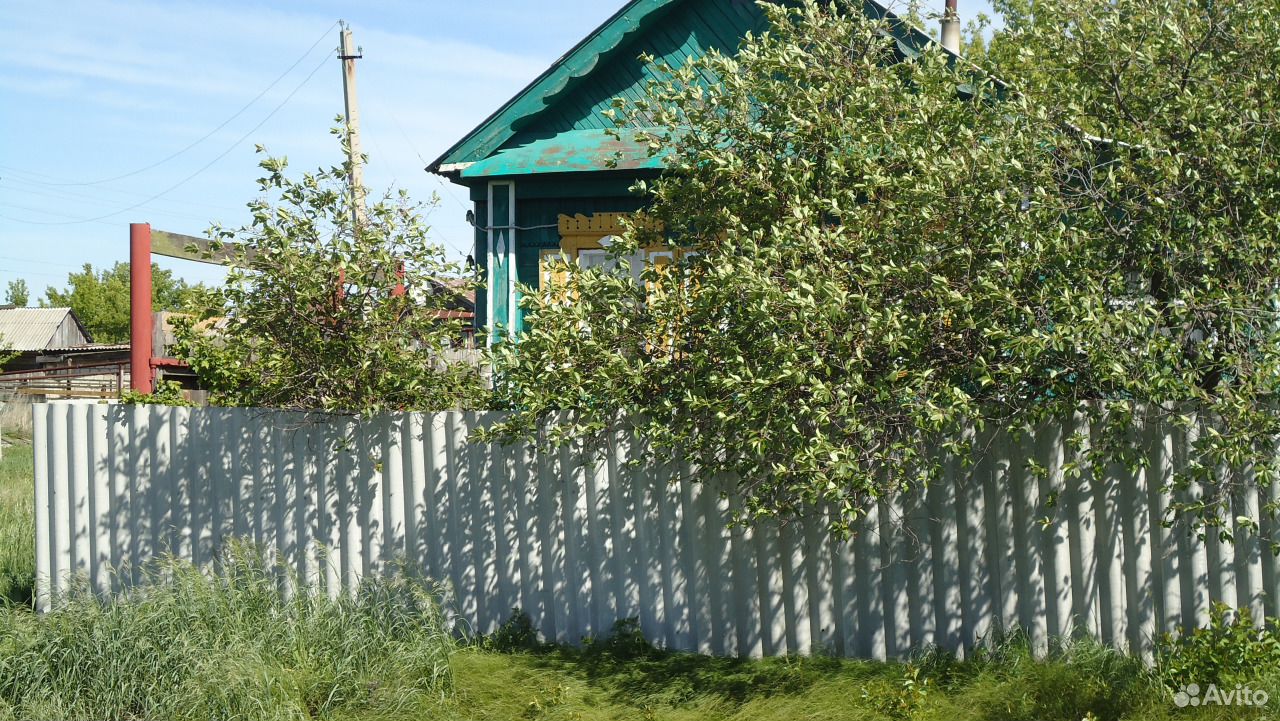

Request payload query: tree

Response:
[0,329,13,368]
[172,131,484,414]
[42,263,198,343]
[486,0,1280,536]
[4,280,28,307]
[980,0,1280,530]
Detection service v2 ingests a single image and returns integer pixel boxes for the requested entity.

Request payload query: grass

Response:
[0,549,455,721]
[1,433,1277,720]
[0,436,34,607]
[422,618,1280,721]
[0,436,456,720]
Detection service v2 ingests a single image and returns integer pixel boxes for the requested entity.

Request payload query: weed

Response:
[486,608,544,653]
[861,664,932,718]
[1157,603,1280,692]
[521,683,570,719]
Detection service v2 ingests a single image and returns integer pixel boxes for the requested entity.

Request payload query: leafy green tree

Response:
[981,0,1280,531]
[486,0,1280,536]
[172,132,484,414]
[4,280,28,308]
[42,263,198,343]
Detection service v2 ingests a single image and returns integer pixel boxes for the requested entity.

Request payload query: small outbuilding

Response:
[0,306,130,397]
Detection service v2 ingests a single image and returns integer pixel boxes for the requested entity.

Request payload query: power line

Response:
[374,97,473,217]
[0,168,243,214]
[0,254,97,268]
[0,201,117,227]
[2,21,339,188]
[0,267,77,281]
[2,51,333,227]
[0,183,226,225]
[344,96,471,259]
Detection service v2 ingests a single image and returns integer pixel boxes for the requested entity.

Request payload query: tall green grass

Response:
[0,549,454,721]
[0,441,34,606]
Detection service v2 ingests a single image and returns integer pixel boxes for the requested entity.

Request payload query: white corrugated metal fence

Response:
[32,402,1277,658]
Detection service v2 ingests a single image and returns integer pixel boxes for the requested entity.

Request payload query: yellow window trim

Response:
[542,213,694,356]
[543,212,674,293]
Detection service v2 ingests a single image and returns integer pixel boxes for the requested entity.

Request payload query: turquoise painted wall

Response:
[471,172,653,336]
[463,0,772,340]
[502,1,765,149]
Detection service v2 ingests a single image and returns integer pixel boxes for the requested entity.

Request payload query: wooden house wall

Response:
[49,314,90,348]
[443,0,950,345]
[472,192,647,334]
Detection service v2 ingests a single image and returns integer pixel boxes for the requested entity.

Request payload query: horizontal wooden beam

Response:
[151,230,255,266]
[15,388,118,399]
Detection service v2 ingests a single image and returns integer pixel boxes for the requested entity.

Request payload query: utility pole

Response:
[339,22,367,229]
[941,0,961,54]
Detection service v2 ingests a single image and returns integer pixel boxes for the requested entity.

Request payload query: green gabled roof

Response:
[427,0,946,180]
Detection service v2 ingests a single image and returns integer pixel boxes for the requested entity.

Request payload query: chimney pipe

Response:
[941,0,960,54]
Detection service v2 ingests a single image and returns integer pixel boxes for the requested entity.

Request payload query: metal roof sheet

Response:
[459,129,668,178]
[44,343,131,353]
[0,307,90,351]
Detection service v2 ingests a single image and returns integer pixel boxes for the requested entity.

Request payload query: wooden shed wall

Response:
[48,314,90,349]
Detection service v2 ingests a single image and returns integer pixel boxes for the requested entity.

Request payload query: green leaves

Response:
[4,280,29,308]
[488,0,1280,538]
[172,130,484,415]
[42,263,199,344]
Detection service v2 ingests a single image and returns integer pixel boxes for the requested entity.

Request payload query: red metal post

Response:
[392,260,406,297]
[129,223,154,394]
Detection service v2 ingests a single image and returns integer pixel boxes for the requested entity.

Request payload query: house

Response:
[0,306,103,371]
[428,0,942,345]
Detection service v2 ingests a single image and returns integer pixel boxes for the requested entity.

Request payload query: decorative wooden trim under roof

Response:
[427,0,946,181]
[427,0,682,176]
[559,212,640,236]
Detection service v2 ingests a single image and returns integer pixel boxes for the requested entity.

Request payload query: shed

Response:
[0,306,131,398]
[428,0,939,344]
[0,306,92,352]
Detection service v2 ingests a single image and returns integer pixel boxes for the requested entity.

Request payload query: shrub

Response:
[583,618,656,661]
[1157,603,1280,692]
[0,547,454,720]
[174,134,485,416]
[119,380,194,407]
[486,608,543,653]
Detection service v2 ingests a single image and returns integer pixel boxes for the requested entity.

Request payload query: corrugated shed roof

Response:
[0,307,91,351]
[45,343,131,353]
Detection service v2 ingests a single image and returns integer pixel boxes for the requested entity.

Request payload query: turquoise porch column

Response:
[487,181,515,345]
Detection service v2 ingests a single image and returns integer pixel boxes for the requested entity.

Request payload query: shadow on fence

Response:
[31,402,1246,659]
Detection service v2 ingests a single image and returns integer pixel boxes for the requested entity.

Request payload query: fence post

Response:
[129,223,154,394]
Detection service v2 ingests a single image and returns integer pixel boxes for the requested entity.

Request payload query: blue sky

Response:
[0,0,994,298]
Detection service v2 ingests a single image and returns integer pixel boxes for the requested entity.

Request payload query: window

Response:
[544,213,676,294]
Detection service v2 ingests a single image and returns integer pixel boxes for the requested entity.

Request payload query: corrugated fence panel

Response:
[31,402,1273,658]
